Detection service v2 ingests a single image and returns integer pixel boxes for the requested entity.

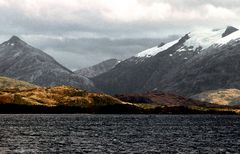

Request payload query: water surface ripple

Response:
[0,114,239,153]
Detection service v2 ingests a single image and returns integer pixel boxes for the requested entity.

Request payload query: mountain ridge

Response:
[93,26,240,96]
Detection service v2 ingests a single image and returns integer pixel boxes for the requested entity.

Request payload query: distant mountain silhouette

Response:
[75,59,120,78]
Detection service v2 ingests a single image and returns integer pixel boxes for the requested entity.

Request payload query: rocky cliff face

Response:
[0,36,95,91]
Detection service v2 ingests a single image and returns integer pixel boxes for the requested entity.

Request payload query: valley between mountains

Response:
[0,26,240,114]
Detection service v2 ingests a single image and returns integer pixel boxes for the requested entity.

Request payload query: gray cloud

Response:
[0,0,239,69]
[22,35,178,70]
[0,0,239,37]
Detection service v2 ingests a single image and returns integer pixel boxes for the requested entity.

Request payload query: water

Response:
[0,115,239,153]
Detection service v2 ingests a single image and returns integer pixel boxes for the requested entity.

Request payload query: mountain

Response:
[157,27,240,96]
[75,59,120,78]
[192,89,240,106]
[0,36,95,91]
[93,26,240,96]
[0,76,38,90]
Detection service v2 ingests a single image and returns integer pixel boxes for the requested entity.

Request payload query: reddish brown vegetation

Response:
[116,91,214,107]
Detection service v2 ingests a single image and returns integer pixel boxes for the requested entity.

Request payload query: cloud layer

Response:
[0,0,239,69]
[25,36,178,70]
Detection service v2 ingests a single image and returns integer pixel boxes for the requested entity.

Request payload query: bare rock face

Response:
[75,59,120,78]
[0,36,96,91]
[222,26,238,37]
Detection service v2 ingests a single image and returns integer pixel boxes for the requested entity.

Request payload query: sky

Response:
[0,0,239,70]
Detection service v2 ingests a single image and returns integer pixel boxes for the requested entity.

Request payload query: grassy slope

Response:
[0,76,38,90]
[0,86,145,113]
[0,76,238,114]
[192,89,240,106]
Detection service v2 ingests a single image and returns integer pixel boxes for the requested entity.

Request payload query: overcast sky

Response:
[0,0,239,70]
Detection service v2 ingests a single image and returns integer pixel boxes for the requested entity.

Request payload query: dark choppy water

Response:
[0,115,239,153]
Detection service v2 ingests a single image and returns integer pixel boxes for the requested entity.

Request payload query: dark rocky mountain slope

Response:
[93,26,240,96]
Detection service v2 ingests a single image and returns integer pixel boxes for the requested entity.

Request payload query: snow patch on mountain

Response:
[135,27,231,58]
[179,28,226,52]
[136,39,180,58]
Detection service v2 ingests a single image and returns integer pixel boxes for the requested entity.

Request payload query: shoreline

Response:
[0,104,237,115]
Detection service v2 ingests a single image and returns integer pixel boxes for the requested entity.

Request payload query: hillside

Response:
[115,91,209,107]
[0,86,121,107]
[192,89,240,106]
[0,76,38,90]
[0,85,238,114]
[115,91,240,114]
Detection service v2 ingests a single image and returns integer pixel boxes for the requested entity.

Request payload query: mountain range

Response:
[0,28,240,113]
[1,26,240,100]
[93,26,240,96]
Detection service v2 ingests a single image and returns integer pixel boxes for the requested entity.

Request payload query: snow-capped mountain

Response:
[155,27,240,96]
[93,26,240,95]
[75,59,120,78]
[136,26,238,58]
[0,36,96,91]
